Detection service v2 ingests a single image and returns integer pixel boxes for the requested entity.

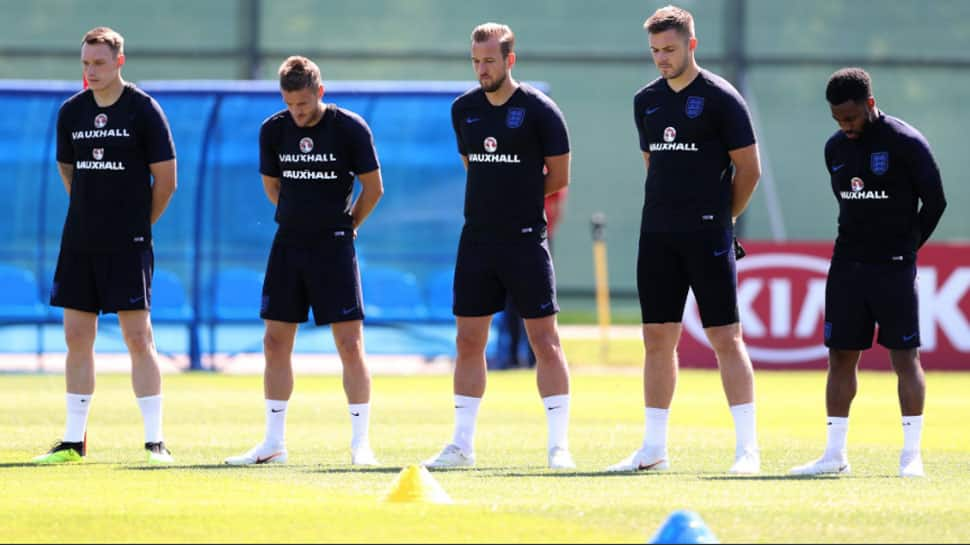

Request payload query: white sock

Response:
[264,399,288,447]
[902,415,923,453]
[542,394,570,451]
[452,395,482,453]
[64,393,92,443]
[729,402,758,455]
[825,417,849,460]
[136,394,163,443]
[348,402,370,450]
[642,407,669,453]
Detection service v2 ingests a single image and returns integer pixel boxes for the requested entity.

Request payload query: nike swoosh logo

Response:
[547,406,561,411]
[645,106,661,115]
[466,117,480,124]
[255,453,282,464]
[454,405,465,409]
[831,164,845,172]
[342,306,357,315]
[636,459,665,471]
[129,295,145,304]
[270,408,284,413]
[539,302,553,310]
[838,464,849,472]
[714,248,731,257]
[350,412,360,417]
[903,333,918,342]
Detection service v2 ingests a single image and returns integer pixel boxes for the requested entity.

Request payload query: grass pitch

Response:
[2,369,968,543]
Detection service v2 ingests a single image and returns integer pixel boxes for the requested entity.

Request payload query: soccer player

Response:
[422,23,575,470]
[33,27,177,464]
[790,68,946,478]
[224,56,383,466]
[606,5,762,474]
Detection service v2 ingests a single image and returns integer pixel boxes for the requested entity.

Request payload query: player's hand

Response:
[733,236,746,260]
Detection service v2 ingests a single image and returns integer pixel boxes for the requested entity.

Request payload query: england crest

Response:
[93,148,104,160]
[299,137,314,153]
[506,107,526,128]
[94,113,108,128]
[685,96,705,119]
[870,151,889,175]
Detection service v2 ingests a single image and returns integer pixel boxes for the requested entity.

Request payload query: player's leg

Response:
[330,319,378,465]
[873,261,924,477]
[687,228,758,473]
[502,235,573,468]
[423,314,491,468]
[424,235,503,468]
[226,242,305,465]
[607,233,686,472]
[34,250,99,464]
[33,309,98,464]
[791,259,870,475]
[118,309,172,464]
[523,314,574,469]
[307,233,376,465]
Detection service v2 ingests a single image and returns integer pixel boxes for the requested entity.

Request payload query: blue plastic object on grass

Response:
[649,510,719,544]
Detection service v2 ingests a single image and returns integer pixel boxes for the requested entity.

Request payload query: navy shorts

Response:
[637,229,739,327]
[260,232,364,325]
[50,247,153,314]
[824,259,919,350]
[453,231,558,319]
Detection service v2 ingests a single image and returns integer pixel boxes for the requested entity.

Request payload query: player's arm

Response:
[728,143,761,220]
[261,175,281,207]
[909,139,947,247]
[56,162,74,195]
[460,155,468,171]
[149,159,177,224]
[641,151,650,172]
[351,168,384,232]
[544,152,570,196]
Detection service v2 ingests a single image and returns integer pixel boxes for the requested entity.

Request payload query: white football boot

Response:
[605,447,669,473]
[224,443,288,465]
[899,450,925,478]
[729,449,761,474]
[548,446,576,470]
[789,454,850,476]
[350,444,380,466]
[422,444,475,468]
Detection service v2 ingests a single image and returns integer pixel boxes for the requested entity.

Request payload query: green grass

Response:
[2,370,969,543]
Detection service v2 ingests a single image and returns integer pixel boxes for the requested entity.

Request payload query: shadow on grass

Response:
[699,474,866,481]
[308,466,405,475]
[478,469,682,478]
[119,463,307,471]
[0,462,111,468]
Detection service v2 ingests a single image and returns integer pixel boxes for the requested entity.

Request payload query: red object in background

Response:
[545,188,567,239]
[83,75,88,89]
[676,241,970,371]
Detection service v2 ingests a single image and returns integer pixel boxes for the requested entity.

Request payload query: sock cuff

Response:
[645,407,669,419]
[729,402,755,413]
[66,393,91,401]
[136,394,162,402]
[902,415,923,425]
[542,394,570,406]
[827,416,849,427]
[454,394,482,407]
[266,399,288,411]
[348,402,369,411]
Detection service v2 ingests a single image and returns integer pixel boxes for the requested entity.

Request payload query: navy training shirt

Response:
[634,68,756,232]
[55,83,175,252]
[259,104,380,245]
[451,83,570,240]
[825,112,946,263]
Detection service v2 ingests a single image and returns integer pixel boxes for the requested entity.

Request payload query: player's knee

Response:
[529,331,562,362]
[643,326,679,355]
[263,331,292,358]
[333,333,363,358]
[705,324,744,355]
[122,329,155,355]
[63,324,96,351]
[455,330,488,356]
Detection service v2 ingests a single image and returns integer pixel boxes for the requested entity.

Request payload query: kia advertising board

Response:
[678,242,970,370]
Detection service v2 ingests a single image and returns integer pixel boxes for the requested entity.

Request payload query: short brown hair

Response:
[644,5,695,38]
[471,22,515,58]
[278,56,322,92]
[82,27,124,57]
